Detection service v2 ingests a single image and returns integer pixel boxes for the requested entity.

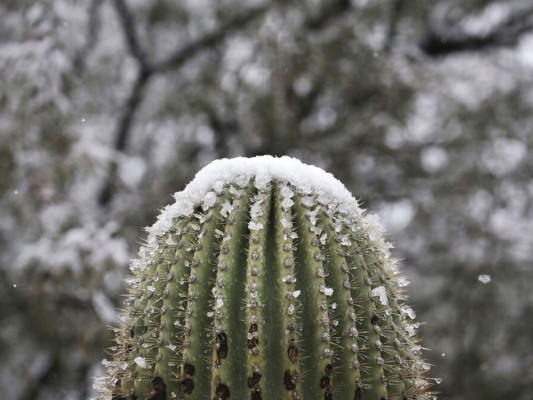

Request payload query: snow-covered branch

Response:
[421,4,533,56]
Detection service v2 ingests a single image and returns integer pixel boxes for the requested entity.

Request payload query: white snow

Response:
[281,197,295,209]
[280,185,295,210]
[378,200,415,233]
[202,191,217,210]
[165,236,177,246]
[482,138,526,176]
[280,218,292,228]
[220,200,234,218]
[118,155,146,189]
[292,290,301,298]
[250,201,264,218]
[420,146,448,173]
[323,287,334,296]
[364,215,386,242]
[370,286,388,305]
[282,274,296,283]
[301,196,314,207]
[213,180,224,193]
[397,278,411,288]
[307,207,320,225]
[401,305,416,319]
[340,235,351,246]
[478,274,491,284]
[215,296,224,308]
[134,357,148,368]
[254,171,271,189]
[280,186,294,198]
[146,156,361,241]
[166,344,177,351]
[248,221,264,231]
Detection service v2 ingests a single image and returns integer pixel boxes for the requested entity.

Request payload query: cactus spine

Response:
[96,156,435,400]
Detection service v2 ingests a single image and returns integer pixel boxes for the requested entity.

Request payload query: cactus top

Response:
[100,156,436,400]
[147,156,371,243]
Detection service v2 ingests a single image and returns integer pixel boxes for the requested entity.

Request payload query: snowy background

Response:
[1,0,532,399]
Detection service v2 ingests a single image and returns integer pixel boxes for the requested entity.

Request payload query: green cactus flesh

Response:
[97,156,435,400]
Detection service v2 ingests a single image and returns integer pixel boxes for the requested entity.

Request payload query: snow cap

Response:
[146,155,363,241]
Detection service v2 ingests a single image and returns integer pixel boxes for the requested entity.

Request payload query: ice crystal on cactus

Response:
[95,156,436,400]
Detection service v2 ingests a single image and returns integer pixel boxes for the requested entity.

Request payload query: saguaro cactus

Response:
[96,156,435,400]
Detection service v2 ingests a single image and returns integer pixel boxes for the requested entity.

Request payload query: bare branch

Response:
[154,3,273,73]
[73,0,104,73]
[112,0,150,70]
[383,0,405,52]
[115,71,152,153]
[421,5,533,57]
[304,0,351,31]
[98,69,151,206]
[99,2,279,207]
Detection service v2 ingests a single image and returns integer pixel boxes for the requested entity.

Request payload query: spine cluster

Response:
[97,177,434,400]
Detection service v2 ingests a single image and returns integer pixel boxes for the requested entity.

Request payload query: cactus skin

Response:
[97,157,435,400]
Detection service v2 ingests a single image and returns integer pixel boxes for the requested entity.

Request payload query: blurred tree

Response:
[0,0,532,399]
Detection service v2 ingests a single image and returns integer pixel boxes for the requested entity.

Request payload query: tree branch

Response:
[97,69,151,206]
[98,0,154,207]
[153,3,274,73]
[98,1,278,207]
[304,0,351,31]
[73,0,104,74]
[421,5,533,57]
[383,0,405,52]
[115,71,152,153]
[112,0,150,70]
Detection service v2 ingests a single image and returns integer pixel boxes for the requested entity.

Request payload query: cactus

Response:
[95,156,435,400]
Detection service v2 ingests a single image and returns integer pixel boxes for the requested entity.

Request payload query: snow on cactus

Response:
[95,156,436,400]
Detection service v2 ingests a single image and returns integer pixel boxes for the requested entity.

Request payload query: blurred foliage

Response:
[0,0,532,399]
